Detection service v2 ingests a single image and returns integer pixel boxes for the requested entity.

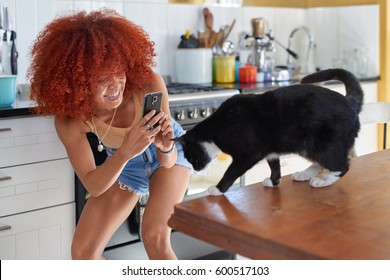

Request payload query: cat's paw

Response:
[310,171,342,188]
[207,186,224,196]
[292,171,312,181]
[262,178,278,188]
[310,177,330,188]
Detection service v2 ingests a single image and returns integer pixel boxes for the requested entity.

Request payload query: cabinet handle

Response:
[0,223,12,231]
[0,128,12,132]
[0,176,12,181]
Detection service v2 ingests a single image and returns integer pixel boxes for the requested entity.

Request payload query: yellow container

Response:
[213,55,236,83]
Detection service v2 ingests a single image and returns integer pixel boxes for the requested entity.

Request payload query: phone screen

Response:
[142,92,162,127]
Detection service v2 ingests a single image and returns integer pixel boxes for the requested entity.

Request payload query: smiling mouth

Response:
[104,91,121,101]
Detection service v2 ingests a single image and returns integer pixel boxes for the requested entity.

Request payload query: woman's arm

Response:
[147,73,178,168]
[55,115,160,197]
[55,118,129,197]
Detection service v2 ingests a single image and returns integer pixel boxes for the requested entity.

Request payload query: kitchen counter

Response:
[231,75,380,94]
[0,75,380,119]
[0,98,36,118]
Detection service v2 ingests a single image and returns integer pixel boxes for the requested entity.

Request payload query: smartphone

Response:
[142,92,163,127]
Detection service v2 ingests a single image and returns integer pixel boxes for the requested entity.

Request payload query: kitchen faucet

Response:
[286,26,316,74]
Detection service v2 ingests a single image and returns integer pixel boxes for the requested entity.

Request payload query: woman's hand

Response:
[153,112,174,152]
[117,110,164,159]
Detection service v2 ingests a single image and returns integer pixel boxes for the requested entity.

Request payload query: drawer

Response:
[0,159,74,217]
[0,116,67,167]
[0,202,75,260]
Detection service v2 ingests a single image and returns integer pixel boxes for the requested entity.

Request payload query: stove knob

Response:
[188,108,198,119]
[200,107,211,118]
[175,110,185,121]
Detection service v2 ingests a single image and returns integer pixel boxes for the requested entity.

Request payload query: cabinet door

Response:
[0,203,75,260]
[0,159,74,216]
[0,116,67,168]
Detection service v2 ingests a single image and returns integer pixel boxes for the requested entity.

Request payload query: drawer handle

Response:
[0,176,12,181]
[0,128,12,132]
[0,223,12,231]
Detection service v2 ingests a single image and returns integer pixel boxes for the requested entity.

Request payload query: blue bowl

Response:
[0,75,17,107]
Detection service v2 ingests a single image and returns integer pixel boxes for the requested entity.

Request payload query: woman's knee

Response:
[71,238,102,260]
[141,224,171,248]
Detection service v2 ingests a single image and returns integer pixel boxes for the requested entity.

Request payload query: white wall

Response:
[0,0,379,84]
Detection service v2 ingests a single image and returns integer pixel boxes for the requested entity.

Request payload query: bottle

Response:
[235,55,241,82]
[0,40,3,73]
[1,31,12,75]
[10,31,18,75]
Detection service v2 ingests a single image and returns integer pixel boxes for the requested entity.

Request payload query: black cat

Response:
[175,69,364,195]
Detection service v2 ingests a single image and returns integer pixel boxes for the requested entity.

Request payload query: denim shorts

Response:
[105,119,192,195]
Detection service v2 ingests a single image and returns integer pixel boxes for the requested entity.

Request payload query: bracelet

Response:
[158,143,175,156]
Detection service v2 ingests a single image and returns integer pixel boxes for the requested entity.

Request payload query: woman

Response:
[27,8,192,260]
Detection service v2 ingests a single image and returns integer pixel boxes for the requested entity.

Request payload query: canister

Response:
[0,75,17,107]
[175,48,213,84]
[239,63,257,83]
[213,55,235,83]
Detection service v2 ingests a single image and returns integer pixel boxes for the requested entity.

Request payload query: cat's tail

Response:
[300,68,364,113]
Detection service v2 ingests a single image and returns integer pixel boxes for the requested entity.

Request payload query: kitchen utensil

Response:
[202,8,215,48]
[215,30,224,47]
[221,40,235,56]
[4,7,11,31]
[203,8,213,31]
[0,75,17,107]
[223,19,236,42]
[0,4,5,30]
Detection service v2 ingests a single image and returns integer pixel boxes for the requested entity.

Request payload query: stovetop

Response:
[167,83,240,103]
[167,83,231,94]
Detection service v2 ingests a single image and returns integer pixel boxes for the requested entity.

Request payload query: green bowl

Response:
[0,75,17,107]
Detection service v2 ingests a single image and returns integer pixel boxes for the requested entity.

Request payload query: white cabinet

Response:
[244,81,378,186]
[0,203,75,260]
[0,115,75,259]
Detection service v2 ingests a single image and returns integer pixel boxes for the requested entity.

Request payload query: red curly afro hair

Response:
[27,8,156,119]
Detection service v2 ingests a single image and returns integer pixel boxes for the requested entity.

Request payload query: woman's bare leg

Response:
[71,182,140,259]
[141,165,191,259]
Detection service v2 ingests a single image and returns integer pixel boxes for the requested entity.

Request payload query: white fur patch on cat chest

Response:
[202,141,221,159]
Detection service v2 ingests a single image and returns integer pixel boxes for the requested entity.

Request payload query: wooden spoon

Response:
[203,8,213,31]
[223,19,236,41]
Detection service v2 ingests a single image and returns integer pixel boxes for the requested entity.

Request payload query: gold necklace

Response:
[91,107,118,152]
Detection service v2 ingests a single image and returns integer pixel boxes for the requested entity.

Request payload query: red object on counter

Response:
[239,63,257,83]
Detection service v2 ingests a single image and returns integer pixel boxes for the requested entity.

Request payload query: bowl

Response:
[0,75,17,107]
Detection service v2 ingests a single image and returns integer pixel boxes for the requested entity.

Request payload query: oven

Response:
[74,83,240,260]
[168,84,242,198]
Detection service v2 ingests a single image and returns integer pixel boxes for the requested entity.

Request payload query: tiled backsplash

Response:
[1,0,379,84]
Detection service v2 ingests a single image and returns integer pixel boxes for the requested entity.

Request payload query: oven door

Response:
[181,124,242,199]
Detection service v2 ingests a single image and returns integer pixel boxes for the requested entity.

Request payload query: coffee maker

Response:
[250,18,275,79]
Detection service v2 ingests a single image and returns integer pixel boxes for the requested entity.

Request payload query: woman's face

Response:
[94,71,126,110]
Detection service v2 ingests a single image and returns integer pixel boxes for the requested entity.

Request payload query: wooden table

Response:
[168,149,390,259]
